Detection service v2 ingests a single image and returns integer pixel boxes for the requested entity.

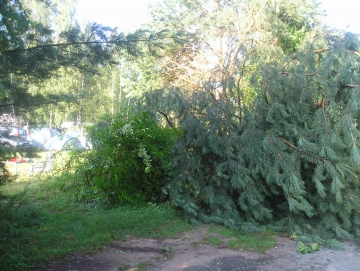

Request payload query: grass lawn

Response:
[0,177,277,271]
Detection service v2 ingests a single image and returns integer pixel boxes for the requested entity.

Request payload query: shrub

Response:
[78,110,181,205]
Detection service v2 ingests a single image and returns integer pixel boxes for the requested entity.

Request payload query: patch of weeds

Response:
[190,242,200,248]
[118,261,156,270]
[118,263,131,270]
[161,246,172,252]
[0,181,30,196]
[148,219,194,238]
[207,225,276,253]
[135,262,148,271]
[297,242,320,254]
[203,235,226,246]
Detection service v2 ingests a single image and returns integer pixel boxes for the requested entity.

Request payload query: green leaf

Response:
[297,242,309,254]
[310,243,319,252]
[161,246,172,252]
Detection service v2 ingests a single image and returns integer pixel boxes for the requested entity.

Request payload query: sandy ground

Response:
[39,228,360,271]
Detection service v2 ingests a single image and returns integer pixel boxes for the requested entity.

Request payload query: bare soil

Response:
[39,228,360,271]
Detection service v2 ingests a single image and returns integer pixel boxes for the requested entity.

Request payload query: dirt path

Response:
[40,228,360,271]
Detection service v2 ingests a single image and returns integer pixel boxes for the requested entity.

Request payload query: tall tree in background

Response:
[23,0,77,35]
[0,0,187,126]
[137,0,323,128]
[142,0,322,102]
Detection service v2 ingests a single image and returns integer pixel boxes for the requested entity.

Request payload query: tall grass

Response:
[0,178,193,271]
[0,158,277,271]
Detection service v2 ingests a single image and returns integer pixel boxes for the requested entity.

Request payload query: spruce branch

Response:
[348,50,360,57]
[157,110,174,128]
[279,137,325,162]
[279,137,297,150]
[342,84,359,88]
[314,48,360,57]
[314,49,329,54]
[3,35,190,55]
[345,188,360,208]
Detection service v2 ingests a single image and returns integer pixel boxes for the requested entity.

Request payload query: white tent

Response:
[30,128,60,145]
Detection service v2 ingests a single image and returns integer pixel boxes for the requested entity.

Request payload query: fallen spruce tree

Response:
[143,32,360,248]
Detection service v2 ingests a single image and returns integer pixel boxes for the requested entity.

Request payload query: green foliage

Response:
[0,0,29,54]
[74,110,181,205]
[297,241,320,254]
[0,178,192,271]
[205,226,276,253]
[268,0,320,54]
[1,0,190,123]
[0,192,42,271]
[0,159,13,185]
[147,31,360,246]
[144,0,323,106]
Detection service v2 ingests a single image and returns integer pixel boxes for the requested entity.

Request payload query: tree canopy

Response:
[0,0,189,123]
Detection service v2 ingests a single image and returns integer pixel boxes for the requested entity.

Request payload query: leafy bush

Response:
[76,110,181,205]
